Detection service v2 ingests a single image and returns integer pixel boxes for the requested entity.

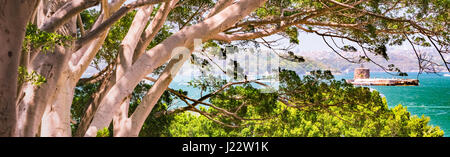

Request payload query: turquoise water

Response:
[335,72,450,136]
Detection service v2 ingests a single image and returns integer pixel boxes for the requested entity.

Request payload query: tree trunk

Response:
[40,77,76,137]
[0,0,40,137]
[15,0,78,135]
[129,47,191,136]
[16,45,72,136]
[38,11,79,137]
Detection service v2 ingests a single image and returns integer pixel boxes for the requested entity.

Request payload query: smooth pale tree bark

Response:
[36,1,84,136]
[39,0,100,32]
[74,0,168,50]
[17,45,73,136]
[205,0,233,18]
[112,5,155,137]
[10,0,77,137]
[132,0,179,63]
[40,76,77,137]
[70,29,112,137]
[85,0,268,137]
[14,0,85,137]
[0,0,40,137]
[129,46,192,136]
[39,22,79,137]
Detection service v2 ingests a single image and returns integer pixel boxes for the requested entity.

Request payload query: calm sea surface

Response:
[170,72,450,136]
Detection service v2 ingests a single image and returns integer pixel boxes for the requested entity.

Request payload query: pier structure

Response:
[346,68,419,86]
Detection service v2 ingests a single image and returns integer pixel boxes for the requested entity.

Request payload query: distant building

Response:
[354,68,370,79]
[346,68,419,86]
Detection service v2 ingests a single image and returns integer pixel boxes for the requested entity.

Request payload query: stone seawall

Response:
[346,79,419,86]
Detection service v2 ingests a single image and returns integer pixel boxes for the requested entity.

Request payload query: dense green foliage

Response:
[23,24,72,54]
[159,70,444,137]
[96,127,110,137]
[165,104,443,137]
[17,66,47,86]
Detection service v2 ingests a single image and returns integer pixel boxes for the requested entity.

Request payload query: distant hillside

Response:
[279,56,340,74]
[295,47,448,74]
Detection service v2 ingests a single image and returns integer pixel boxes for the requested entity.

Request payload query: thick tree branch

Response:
[403,33,423,78]
[0,0,41,137]
[40,0,100,32]
[113,5,155,137]
[133,0,179,63]
[78,63,113,85]
[325,0,436,36]
[77,14,86,37]
[152,79,268,118]
[206,0,233,18]
[75,0,168,50]
[129,49,190,136]
[428,36,450,72]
